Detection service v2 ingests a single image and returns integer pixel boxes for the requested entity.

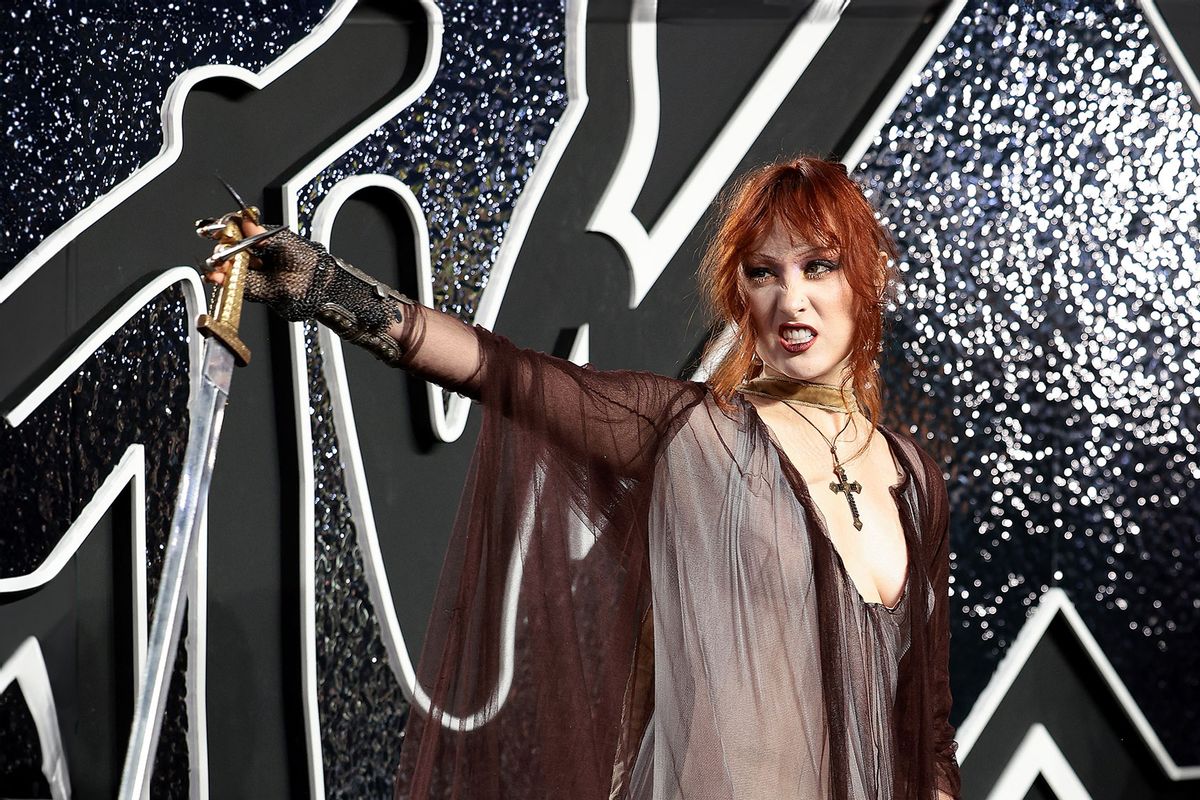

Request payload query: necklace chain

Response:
[779,402,865,532]
[734,370,865,530]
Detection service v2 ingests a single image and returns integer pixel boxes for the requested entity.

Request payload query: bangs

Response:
[734,168,848,259]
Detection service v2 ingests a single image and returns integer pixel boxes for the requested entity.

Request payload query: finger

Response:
[208,246,235,272]
[205,227,286,275]
[240,217,267,238]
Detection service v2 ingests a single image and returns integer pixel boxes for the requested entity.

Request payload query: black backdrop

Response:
[2,1,1199,797]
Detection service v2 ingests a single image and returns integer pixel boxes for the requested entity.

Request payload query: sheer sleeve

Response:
[927,468,962,799]
[393,302,702,483]
[391,306,709,799]
[390,303,486,399]
[884,428,963,800]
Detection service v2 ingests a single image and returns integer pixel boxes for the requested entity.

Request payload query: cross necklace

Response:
[782,403,864,530]
[736,369,864,530]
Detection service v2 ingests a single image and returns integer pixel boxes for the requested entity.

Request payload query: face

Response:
[739,222,856,385]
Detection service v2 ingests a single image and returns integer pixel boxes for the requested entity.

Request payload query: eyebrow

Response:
[744,253,780,266]
[746,247,836,264]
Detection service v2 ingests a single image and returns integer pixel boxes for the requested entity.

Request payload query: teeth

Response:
[782,328,815,343]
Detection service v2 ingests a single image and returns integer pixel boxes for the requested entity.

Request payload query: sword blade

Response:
[119,341,236,799]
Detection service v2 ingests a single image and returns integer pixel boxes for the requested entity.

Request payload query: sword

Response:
[119,182,279,797]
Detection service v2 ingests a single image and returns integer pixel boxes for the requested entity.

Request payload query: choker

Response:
[736,374,859,414]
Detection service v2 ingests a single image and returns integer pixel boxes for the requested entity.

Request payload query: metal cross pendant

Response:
[829,460,864,530]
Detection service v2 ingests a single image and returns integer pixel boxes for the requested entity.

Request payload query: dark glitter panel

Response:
[0,0,337,275]
[858,0,1200,763]
[0,287,191,587]
[0,285,195,793]
[305,325,409,798]
[292,1,571,792]
[0,683,51,798]
[295,0,569,322]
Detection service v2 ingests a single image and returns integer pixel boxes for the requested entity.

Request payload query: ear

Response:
[874,249,888,293]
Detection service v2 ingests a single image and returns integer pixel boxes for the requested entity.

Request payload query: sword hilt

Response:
[195,207,258,366]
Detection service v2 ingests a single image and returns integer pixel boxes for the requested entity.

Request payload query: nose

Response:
[778,271,809,316]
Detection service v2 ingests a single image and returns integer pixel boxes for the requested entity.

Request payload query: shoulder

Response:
[681,388,757,433]
[575,363,710,426]
[655,388,750,462]
[878,424,947,484]
[878,423,951,542]
[477,324,706,405]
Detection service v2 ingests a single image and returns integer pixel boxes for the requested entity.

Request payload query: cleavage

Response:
[750,400,909,607]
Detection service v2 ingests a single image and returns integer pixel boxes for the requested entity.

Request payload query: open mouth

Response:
[778,323,816,353]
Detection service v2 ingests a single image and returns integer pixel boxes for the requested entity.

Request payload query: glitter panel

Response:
[0,682,51,798]
[0,1,337,276]
[294,0,569,321]
[0,287,192,586]
[0,285,194,792]
[305,325,409,797]
[294,2,571,790]
[858,0,1200,762]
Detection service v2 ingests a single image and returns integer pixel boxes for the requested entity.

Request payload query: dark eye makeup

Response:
[743,264,775,282]
[805,259,840,277]
[741,258,840,283]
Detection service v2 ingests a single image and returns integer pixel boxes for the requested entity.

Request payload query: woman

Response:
[207,156,961,799]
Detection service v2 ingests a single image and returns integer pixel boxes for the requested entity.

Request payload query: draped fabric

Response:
[391,315,961,799]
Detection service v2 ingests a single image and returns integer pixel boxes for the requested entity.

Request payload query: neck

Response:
[738,364,858,414]
[759,362,842,386]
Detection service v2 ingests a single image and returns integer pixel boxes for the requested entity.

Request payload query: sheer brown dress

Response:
[390,312,962,799]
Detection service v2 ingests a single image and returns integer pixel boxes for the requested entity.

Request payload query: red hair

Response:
[698,155,899,455]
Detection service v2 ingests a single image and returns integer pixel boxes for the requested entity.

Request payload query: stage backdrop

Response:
[2,1,1199,797]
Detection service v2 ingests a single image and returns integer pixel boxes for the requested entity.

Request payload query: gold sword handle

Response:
[196,208,258,366]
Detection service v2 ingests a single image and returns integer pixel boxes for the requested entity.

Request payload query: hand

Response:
[204,216,267,287]
[200,217,343,323]
[196,212,415,364]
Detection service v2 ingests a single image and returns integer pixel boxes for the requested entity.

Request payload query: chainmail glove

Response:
[242,228,416,366]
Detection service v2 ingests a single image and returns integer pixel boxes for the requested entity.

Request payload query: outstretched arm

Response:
[207,218,484,396]
[207,219,705,481]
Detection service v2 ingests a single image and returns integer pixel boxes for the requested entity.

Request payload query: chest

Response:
[750,403,911,609]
